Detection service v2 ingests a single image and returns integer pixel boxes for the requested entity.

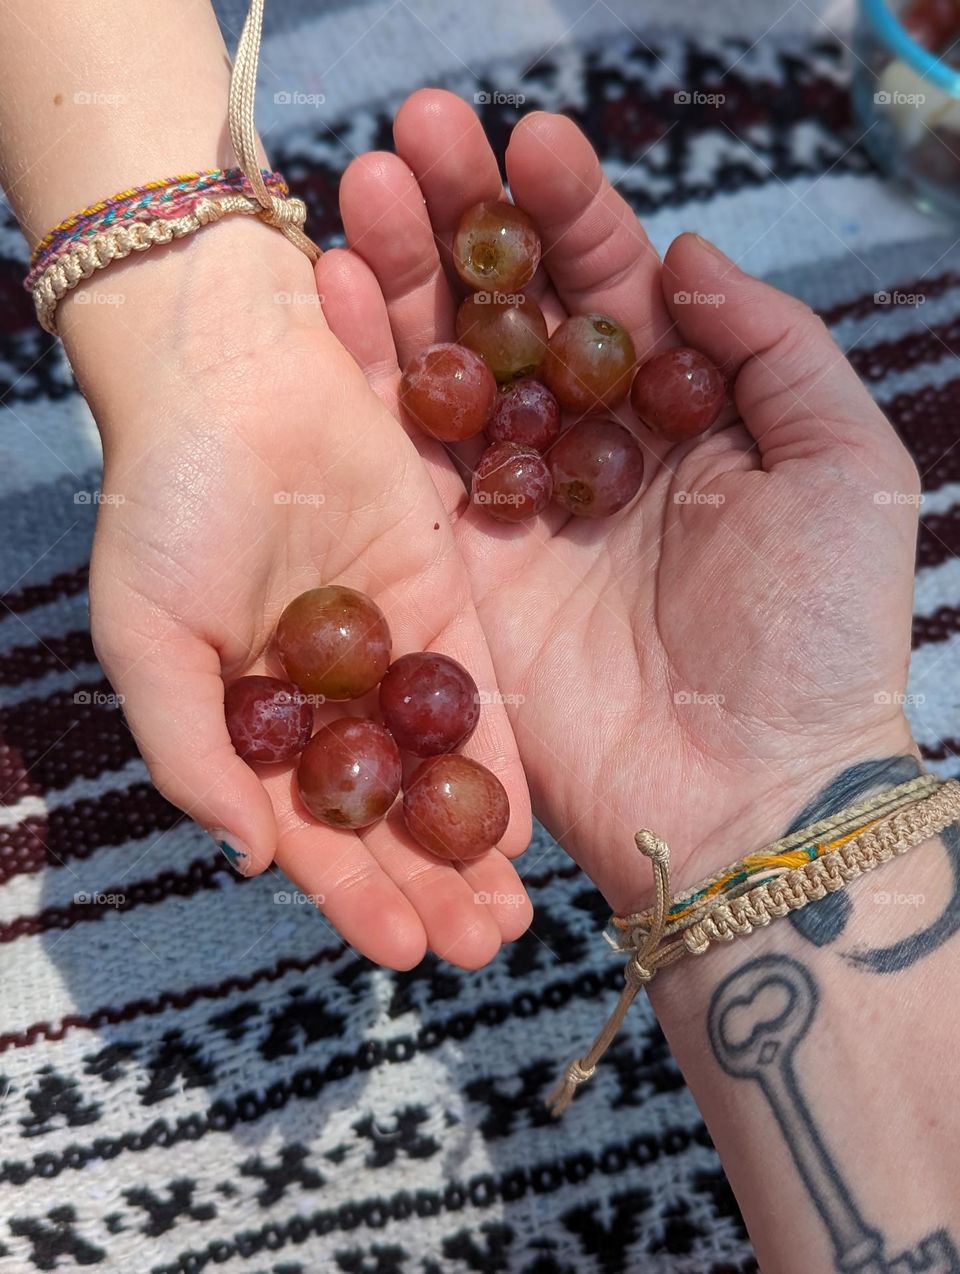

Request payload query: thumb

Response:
[91,611,278,877]
[661,232,915,479]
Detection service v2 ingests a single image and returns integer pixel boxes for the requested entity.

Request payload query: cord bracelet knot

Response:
[635,829,670,865]
[625,958,654,988]
[548,775,960,1116]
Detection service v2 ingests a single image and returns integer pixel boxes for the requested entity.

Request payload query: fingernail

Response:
[689,232,729,260]
[212,832,251,874]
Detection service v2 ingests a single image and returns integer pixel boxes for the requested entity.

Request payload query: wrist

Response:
[57,216,323,446]
[675,718,920,896]
[647,727,934,1027]
[643,813,960,1273]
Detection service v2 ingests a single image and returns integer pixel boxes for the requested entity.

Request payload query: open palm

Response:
[325,92,920,913]
[67,219,531,968]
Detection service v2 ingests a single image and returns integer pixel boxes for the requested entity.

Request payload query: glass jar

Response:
[854,0,960,219]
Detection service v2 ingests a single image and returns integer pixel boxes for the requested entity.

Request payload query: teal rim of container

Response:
[862,0,960,94]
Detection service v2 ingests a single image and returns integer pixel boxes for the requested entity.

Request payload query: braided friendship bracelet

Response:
[29,190,312,335]
[547,775,960,1116]
[26,168,290,286]
[24,0,319,335]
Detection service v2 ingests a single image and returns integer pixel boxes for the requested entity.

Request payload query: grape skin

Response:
[379,652,480,756]
[472,441,553,523]
[456,294,548,384]
[630,346,724,442]
[487,378,561,452]
[452,200,541,293]
[224,675,313,764]
[297,718,401,829]
[400,343,497,442]
[549,418,644,518]
[542,314,636,413]
[277,586,391,700]
[403,754,510,860]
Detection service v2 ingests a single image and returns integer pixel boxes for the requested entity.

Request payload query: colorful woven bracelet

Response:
[23,0,319,335]
[547,773,960,1115]
[26,167,290,286]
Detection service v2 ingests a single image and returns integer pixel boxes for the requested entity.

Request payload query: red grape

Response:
[403,754,510,860]
[549,418,644,518]
[277,586,391,700]
[455,294,548,383]
[400,343,497,442]
[224,675,313,764]
[630,346,724,442]
[541,314,636,413]
[487,378,561,452]
[297,718,401,829]
[472,442,552,522]
[379,651,480,755]
[453,200,541,293]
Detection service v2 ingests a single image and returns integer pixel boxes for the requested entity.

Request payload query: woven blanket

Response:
[1,1,957,1270]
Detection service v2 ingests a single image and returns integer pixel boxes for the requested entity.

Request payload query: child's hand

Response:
[328,91,920,913]
[62,217,531,969]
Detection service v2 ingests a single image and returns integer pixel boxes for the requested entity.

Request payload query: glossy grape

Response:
[541,314,636,413]
[487,378,561,452]
[379,652,480,756]
[630,346,725,442]
[403,755,510,860]
[549,418,644,518]
[224,675,313,764]
[277,586,391,700]
[297,718,401,829]
[400,343,497,442]
[472,442,552,523]
[453,200,541,293]
[455,294,547,383]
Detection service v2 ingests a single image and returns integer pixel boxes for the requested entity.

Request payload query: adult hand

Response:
[329,91,919,913]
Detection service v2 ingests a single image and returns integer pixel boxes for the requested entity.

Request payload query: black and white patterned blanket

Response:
[2,2,958,1269]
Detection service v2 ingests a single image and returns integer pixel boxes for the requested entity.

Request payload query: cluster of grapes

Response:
[224,586,509,860]
[398,199,726,522]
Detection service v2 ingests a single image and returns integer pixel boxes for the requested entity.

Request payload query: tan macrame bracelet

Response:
[547,776,960,1116]
[31,0,319,334]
